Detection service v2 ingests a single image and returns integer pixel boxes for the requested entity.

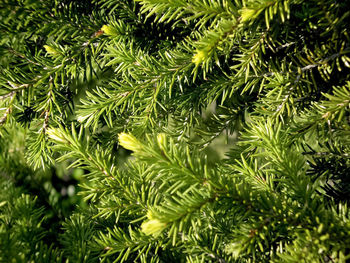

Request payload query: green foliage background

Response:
[0,0,350,262]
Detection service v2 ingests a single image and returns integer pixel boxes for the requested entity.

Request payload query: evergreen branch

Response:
[7,47,41,66]
[238,118,312,201]
[240,0,291,28]
[59,214,96,262]
[119,133,219,186]
[25,125,54,170]
[141,187,213,241]
[136,0,235,26]
[1,0,350,261]
[292,81,350,137]
[47,124,115,178]
[95,226,156,262]
[192,18,240,79]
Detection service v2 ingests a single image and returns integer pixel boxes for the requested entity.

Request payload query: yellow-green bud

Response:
[47,128,67,144]
[146,210,155,219]
[157,133,166,150]
[101,25,119,36]
[118,133,143,152]
[141,219,167,236]
[192,50,207,66]
[44,45,59,55]
[225,242,243,259]
[240,8,256,22]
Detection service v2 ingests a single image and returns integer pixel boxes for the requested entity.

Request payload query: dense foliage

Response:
[0,0,350,262]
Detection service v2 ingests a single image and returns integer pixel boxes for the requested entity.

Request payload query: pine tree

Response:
[0,0,350,262]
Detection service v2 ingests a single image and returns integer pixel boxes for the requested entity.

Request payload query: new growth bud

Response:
[240,8,256,22]
[141,210,167,236]
[44,45,59,55]
[101,25,119,36]
[47,128,67,144]
[192,50,207,66]
[118,133,143,152]
[157,133,166,150]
